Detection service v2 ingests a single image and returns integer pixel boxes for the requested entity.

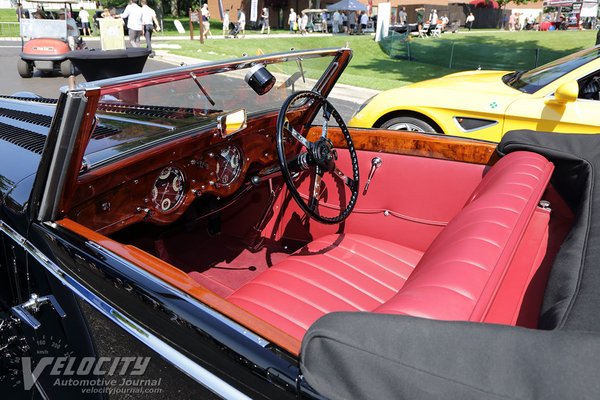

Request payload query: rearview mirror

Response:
[551,81,579,104]
[217,109,247,137]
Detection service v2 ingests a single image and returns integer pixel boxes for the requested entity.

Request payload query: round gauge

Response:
[215,146,242,186]
[151,167,186,213]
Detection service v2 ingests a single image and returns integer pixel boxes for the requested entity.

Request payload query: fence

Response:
[380,30,571,71]
[0,22,20,38]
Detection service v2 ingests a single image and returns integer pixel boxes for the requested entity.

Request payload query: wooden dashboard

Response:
[69,114,284,235]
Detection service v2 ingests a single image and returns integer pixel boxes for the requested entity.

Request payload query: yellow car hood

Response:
[406,70,518,95]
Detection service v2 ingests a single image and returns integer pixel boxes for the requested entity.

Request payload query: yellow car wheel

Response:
[380,116,438,133]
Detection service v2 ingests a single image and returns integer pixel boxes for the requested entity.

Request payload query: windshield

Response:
[83,52,337,168]
[505,47,600,94]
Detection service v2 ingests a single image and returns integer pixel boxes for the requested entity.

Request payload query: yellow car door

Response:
[503,90,600,135]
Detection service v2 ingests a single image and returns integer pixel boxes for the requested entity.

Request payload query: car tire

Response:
[17,59,33,78]
[60,60,74,77]
[380,116,438,133]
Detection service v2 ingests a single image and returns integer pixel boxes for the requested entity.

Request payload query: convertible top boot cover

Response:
[498,130,600,332]
[300,313,600,400]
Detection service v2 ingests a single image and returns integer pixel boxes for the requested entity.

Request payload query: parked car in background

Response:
[349,46,600,142]
[1,47,600,399]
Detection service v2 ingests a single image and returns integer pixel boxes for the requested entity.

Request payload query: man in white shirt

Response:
[141,0,160,54]
[360,11,368,33]
[78,7,91,36]
[288,8,296,33]
[121,0,143,47]
[332,10,341,33]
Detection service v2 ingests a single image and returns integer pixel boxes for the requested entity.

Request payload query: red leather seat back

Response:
[375,151,554,323]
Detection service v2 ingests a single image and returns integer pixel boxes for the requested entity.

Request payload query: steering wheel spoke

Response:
[332,167,357,191]
[284,119,310,149]
[276,90,360,224]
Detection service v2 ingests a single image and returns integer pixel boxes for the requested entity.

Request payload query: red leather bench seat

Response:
[228,151,554,341]
[227,234,424,341]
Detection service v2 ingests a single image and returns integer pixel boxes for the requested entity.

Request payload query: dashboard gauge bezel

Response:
[214,145,243,187]
[151,166,186,213]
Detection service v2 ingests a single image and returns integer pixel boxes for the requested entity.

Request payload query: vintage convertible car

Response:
[1,48,599,399]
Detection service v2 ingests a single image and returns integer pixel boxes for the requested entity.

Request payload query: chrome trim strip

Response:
[75,48,345,91]
[0,220,251,400]
[85,241,269,347]
[98,114,176,130]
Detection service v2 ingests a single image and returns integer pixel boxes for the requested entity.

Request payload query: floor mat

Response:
[154,231,291,297]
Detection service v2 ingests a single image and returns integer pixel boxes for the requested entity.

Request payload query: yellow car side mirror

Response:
[550,81,579,104]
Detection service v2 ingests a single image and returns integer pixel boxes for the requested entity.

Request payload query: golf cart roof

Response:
[26,0,79,3]
[302,9,328,13]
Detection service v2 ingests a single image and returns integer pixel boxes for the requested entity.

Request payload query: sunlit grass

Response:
[158,30,597,90]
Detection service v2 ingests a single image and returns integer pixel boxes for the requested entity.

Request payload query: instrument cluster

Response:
[71,128,281,235]
[149,144,245,216]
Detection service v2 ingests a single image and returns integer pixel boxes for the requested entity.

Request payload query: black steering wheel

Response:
[276,90,359,224]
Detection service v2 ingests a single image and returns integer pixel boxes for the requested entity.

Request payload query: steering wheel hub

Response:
[311,139,337,172]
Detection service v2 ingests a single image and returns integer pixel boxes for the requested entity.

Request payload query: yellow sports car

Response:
[349,46,600,142]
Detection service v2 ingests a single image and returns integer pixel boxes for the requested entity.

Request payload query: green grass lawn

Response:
[158,30,598,90]
[0,8,16,21]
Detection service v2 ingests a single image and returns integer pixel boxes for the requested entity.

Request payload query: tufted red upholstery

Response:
[228,151,554,340]
[227,234,423,341]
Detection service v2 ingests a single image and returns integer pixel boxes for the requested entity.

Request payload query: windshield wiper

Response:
[190,72,216,106]
[504,70,525,85]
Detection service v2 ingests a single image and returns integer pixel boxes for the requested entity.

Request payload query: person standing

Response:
[121,0,143,47]
[348,10,356,34]
[223,9,230,37]
[466,12,475,31]
[288,8,296,33]
[16,3,26,21]
[360,11,368,33]
[141,0,160,54]
[78,7,91,36]
[200,3,212,39]
[260,7,270,34]
[300,11,308,35]
[431,9,438,25]
[237,8,245,37]
[321,11,328,33]
[398,7,407,25]
[332,10,340,33]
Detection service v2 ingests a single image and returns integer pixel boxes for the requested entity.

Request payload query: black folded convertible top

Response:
[300,130,600,400]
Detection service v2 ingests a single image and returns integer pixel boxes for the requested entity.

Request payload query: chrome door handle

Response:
[363,157,382,195]
[11,293,66,330]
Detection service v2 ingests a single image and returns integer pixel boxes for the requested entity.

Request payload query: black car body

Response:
[1,48,600,399]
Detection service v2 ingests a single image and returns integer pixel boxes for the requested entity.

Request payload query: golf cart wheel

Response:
[60,60,74,77]
[17,59,33,78]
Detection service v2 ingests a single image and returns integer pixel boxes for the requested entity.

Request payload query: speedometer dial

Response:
[152,167,186,213]
[215,146,242,186]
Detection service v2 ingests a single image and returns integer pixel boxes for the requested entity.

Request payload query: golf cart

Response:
[302,9,329,32]
[18,0,81,78]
